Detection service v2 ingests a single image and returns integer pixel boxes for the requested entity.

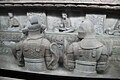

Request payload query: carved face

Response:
[62,13,67,19]
[8,13,14,18]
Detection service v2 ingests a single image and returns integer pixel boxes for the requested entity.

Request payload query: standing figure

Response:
[13,16,57,71]
[59,12,74,33]
[8,12,21,31]
[64,19,110,74]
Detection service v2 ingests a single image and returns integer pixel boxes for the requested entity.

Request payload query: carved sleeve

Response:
[96,46,109,73]
[64,43,75,71]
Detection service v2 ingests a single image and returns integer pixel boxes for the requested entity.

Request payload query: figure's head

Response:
[28,16,40,32]
[80,19,95,35]
[62,12,67,19]
[29,16,38,25]
[28,16,46,33]
[8,12,14,18]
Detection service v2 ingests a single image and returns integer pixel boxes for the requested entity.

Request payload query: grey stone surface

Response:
[0,1,120,78]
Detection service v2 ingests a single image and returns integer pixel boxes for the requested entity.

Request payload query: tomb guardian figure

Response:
[64,19,110,74]
[13,16,58,71]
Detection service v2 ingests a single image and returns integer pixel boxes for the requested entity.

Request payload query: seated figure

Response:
[13,16,58,71]
[58,12,75,33]
[64,19,110,74]
[7,12,21,31]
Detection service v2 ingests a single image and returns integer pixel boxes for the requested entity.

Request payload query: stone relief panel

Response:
[0,9,120,78]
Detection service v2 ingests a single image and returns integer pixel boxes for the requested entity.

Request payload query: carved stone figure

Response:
[13,16,57,71]
[64,19,110,74]
[58,12,75,33]
[7,12,21,31]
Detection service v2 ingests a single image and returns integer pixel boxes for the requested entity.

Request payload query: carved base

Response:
[74,60,97,74]
[24,58,46,72]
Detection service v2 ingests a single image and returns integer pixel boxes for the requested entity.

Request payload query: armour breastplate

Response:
[75,44,103,73]
[23,38,44,59]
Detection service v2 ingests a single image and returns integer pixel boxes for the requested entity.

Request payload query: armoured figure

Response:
[13,16,58,71]
[64,19,109,74]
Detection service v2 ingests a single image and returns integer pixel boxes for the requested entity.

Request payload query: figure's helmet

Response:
[29,15,38,25]
[78,19,95,38]
[80,19,103,49]
[28,16,46,32]
[28,16,40,32]
[81,19,95,35]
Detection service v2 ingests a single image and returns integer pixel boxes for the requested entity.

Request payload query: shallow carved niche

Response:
[104,15,120,36]
[69,11,85,33]
[46,11,84,33]
[7,13,28,32]
[0,13,27,31]
[86,14,106,35]
[0,16,9,30]
[46,11,61,32]
[111,18,120,35]
[104,16,118,32]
